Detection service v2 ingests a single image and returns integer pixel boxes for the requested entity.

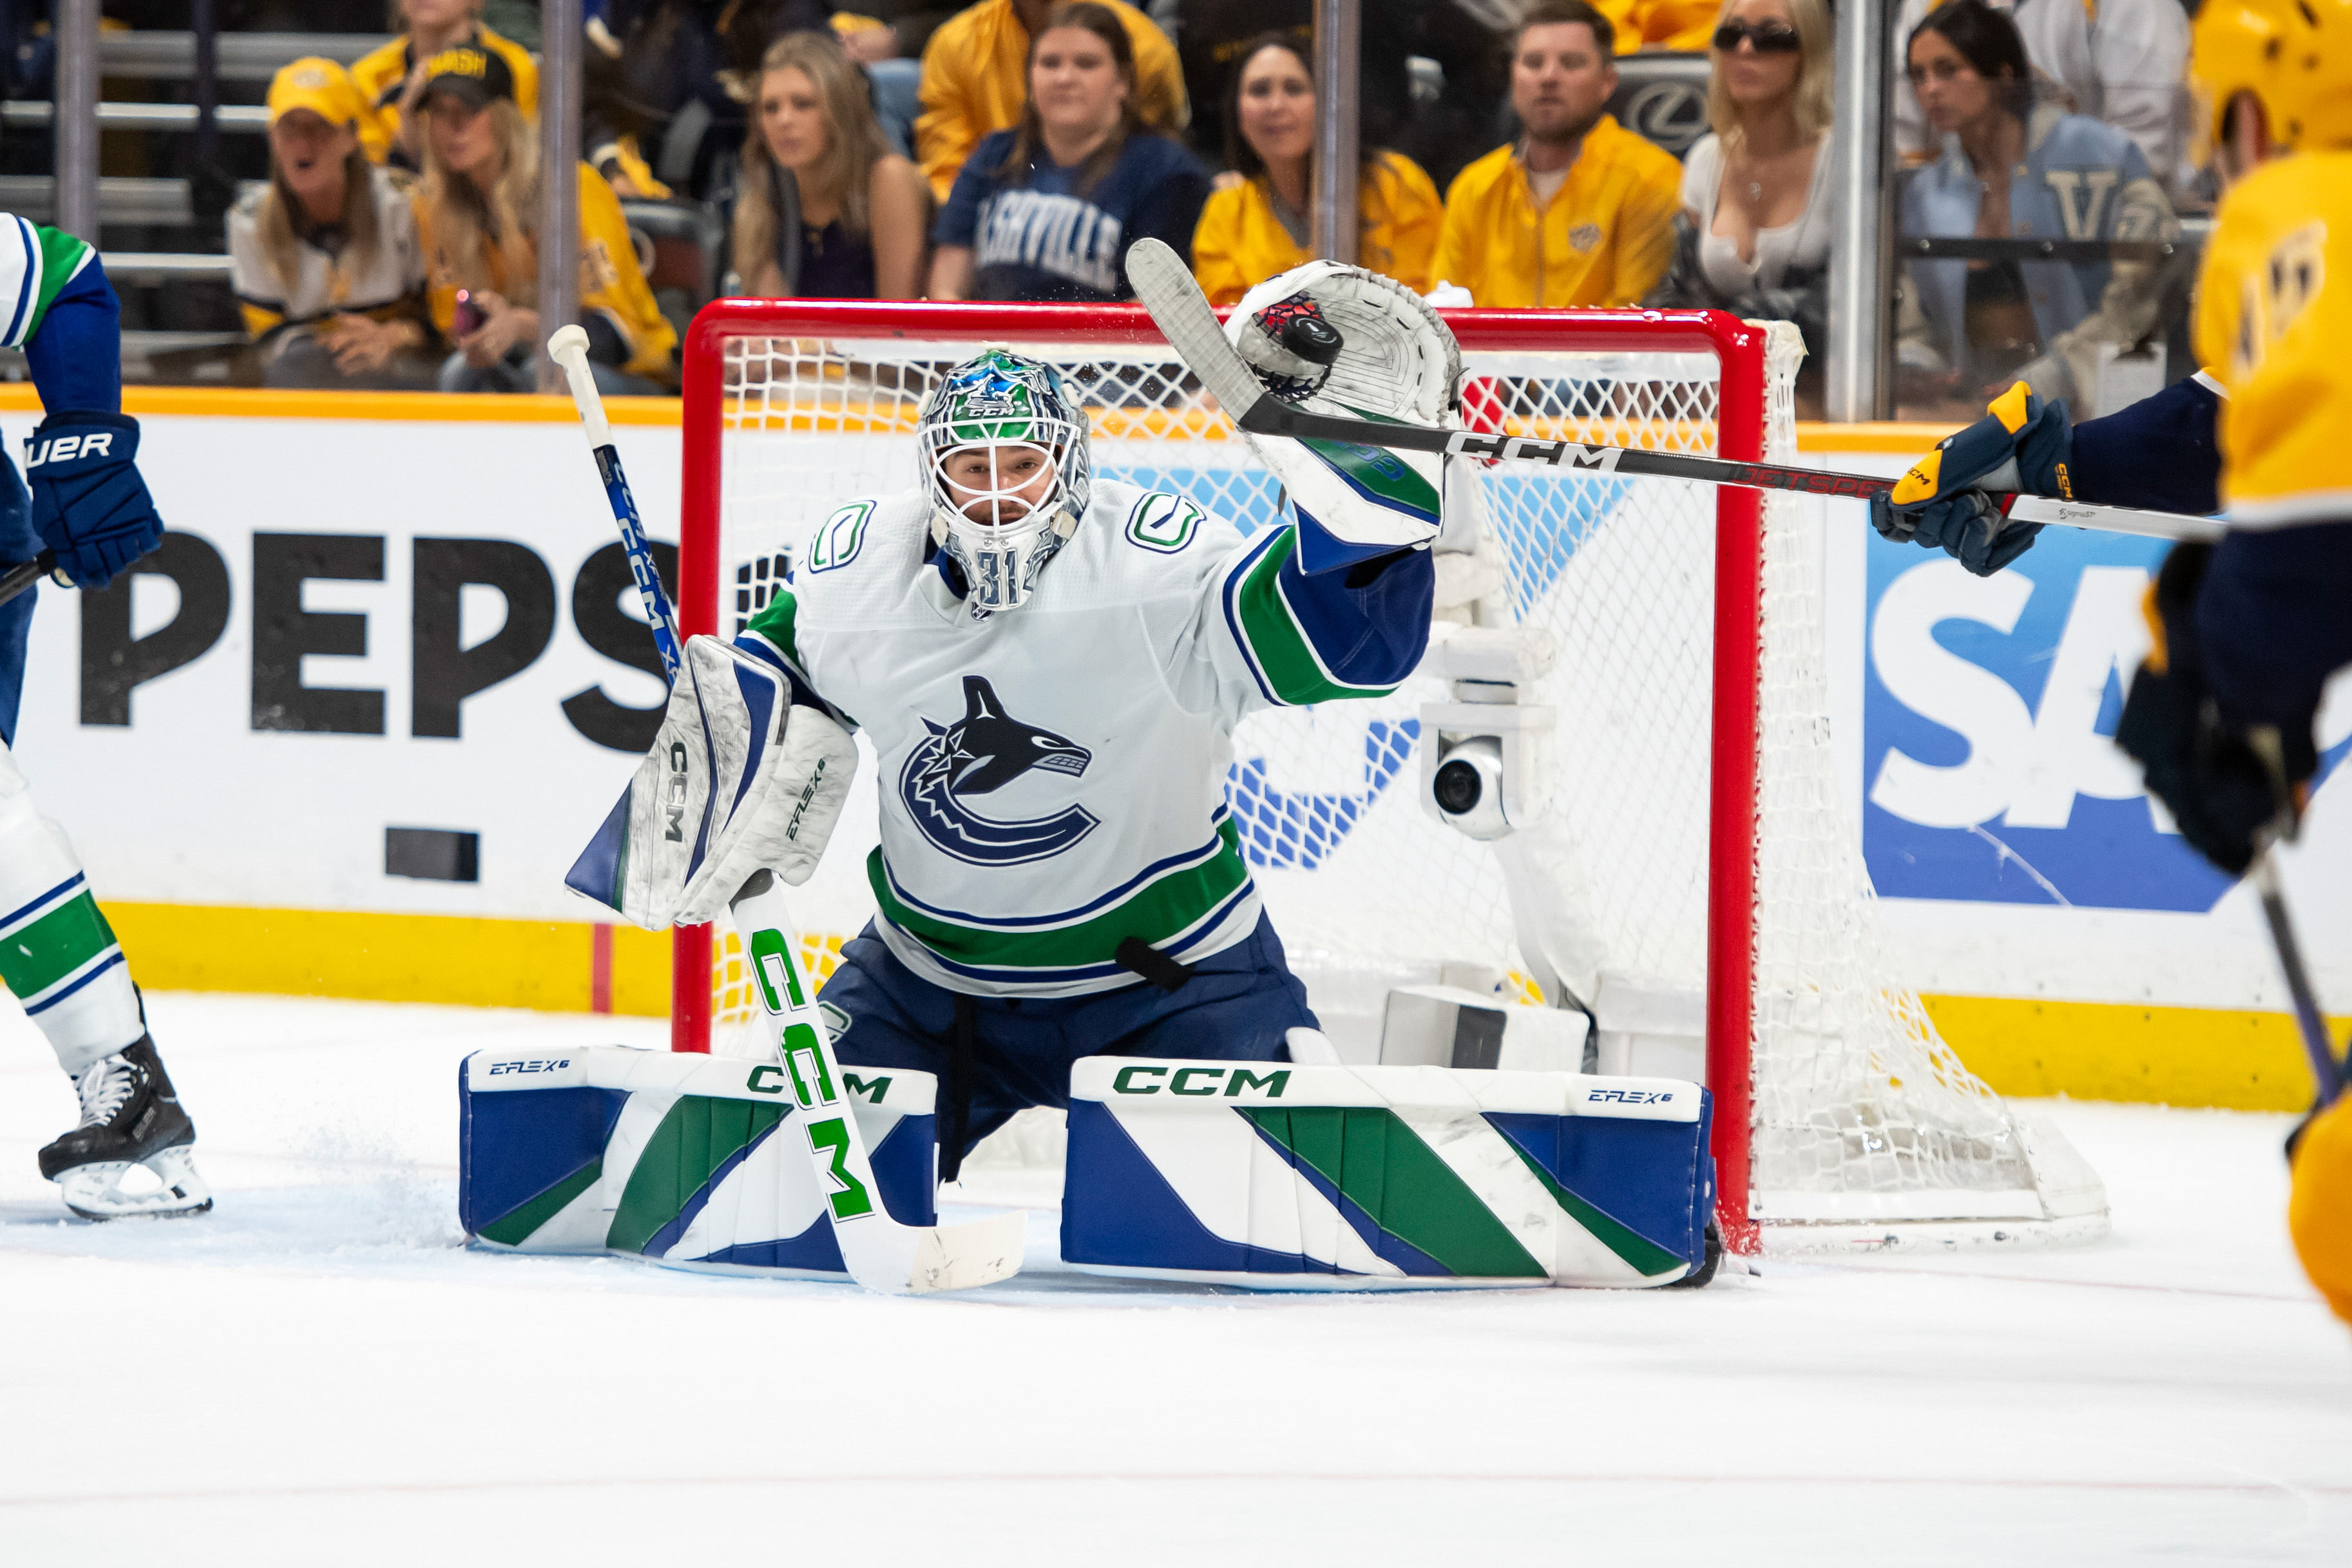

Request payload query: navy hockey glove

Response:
[1871,381,2070,577]
[2113,543,2314,877]
[26,412,163,589]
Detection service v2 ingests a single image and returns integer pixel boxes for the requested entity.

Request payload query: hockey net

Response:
[674,301,2106,1252]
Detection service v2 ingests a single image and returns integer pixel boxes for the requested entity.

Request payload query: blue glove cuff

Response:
[26,410,140,479]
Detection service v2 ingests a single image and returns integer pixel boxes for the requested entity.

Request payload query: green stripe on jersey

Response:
[742,588,804,667]
[0,890,120,1002]
[868,818,1251,975]
[1230,528,1402,707]
[0,217,94,349]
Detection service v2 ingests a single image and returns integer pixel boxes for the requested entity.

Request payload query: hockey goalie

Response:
[531,263,1718,1291]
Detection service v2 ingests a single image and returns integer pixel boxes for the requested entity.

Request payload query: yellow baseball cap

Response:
[267,57,366,129]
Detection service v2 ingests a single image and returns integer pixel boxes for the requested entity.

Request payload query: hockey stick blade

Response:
[730,872,1026,1294]
[1121,239,2221,545]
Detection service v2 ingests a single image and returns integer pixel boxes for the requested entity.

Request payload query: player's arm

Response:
[3,218,164,589]
[732,581,857,731]
[1173,263,1448,712]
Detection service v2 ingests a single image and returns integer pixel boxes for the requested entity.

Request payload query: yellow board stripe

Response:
[1918,993,2338,1113]
[0,382,1967,452]
[2,903,2320,1112]
[0,385,682,425]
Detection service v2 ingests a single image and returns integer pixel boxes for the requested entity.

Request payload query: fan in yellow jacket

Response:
[1594,0,1721,51]
[915,0,1188,202]
[350,19,538,169]
[408,46,673,390]
[416,161,675,385]
[1433,115,1681,307]
[1194,153,1441,305]
[1436,6,1682,307]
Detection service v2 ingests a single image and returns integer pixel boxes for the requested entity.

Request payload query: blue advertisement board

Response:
[1863,528,2344,913]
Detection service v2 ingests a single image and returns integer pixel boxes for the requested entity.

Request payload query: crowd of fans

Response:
[220,0,2206,412]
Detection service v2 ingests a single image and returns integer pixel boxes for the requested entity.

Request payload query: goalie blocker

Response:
[461,1044,1716,1289]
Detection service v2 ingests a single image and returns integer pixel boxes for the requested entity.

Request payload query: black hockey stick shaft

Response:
[1118,238,2221,546]
[2254,855,2343,1107]
[0,551,56,607]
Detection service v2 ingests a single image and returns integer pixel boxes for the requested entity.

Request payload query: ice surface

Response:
[1,993,2346,1565]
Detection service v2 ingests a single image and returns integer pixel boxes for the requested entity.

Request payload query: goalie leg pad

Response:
[459,1044,937,1276]
[1062,1058,1714,1289]
[568,635,857,928]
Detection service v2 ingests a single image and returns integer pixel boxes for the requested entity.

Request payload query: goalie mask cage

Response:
[674,300,2107,1254]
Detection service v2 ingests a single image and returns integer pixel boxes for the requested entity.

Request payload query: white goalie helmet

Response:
[917,349,1091,617]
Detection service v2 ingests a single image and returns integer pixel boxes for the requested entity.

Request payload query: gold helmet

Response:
[2192,0,2352,153]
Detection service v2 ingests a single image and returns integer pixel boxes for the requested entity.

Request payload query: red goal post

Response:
[675,298,1781,1250]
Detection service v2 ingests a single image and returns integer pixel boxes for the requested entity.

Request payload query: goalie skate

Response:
[38,1037,212,1220]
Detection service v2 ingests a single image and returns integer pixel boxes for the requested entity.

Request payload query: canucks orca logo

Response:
[900,676,1099,865]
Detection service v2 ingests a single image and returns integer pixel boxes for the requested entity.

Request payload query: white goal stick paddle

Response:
[1121,238,2224,546]
[729,870,1026,1294]
[546,328,1026,1295]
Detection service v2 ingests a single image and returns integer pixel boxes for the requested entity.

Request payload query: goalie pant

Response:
[0,220,153,1075]
[821,915,1317,1172]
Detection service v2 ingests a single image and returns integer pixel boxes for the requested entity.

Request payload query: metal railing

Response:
[3,100,269,131]
[95,32,390,80]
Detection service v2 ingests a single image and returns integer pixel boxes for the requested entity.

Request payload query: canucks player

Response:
[586,265,1450,1176]
[1873,0,2352,1324]
[0,216,191,1217]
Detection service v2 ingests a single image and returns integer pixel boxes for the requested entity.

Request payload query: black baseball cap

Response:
[420,44,516,111]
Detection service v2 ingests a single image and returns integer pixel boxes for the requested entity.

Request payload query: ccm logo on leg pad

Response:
[1111,1065,1290,1097]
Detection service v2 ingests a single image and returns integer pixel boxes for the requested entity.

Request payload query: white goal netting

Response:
[685,314,2105,1243]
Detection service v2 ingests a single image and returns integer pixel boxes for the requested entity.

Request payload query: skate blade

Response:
[55,1147,214,1221]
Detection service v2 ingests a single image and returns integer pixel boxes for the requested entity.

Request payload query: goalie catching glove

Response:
[1227,260,1462,575]
[566,635,857,928]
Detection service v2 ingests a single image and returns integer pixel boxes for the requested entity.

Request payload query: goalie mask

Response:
[918,349,1090,617]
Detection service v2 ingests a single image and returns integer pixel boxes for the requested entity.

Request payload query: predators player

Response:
[1873,0,2352,1328]
[0,216,197,1218]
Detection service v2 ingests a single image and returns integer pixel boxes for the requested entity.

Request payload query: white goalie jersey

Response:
[734,478,1433,998]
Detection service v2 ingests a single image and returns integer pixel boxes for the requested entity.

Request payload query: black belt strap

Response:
[939,991,976,1186]
[1115,937,1194,993]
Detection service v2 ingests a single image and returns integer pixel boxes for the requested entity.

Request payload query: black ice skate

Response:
[37,1036,211,1219]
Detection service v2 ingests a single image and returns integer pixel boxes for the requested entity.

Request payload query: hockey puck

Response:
[1281,314,1344,367]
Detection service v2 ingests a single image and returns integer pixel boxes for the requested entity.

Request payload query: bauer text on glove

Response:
[25,412,164,589]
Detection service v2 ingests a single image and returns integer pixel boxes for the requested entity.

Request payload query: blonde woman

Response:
[227,58,435,388]
[350,0,539,169]
[412,45,676,394]
[1191,32,1440,305]
[731,33,930,300]
[1645,0,1834,371]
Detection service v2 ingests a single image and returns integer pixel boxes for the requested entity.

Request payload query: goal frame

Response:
[675,298,1774,1252]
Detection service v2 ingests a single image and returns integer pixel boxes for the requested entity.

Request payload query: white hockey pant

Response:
[0,741,142,1074]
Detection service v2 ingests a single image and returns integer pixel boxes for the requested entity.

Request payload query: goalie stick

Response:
[546,325,1026,1296]
[0,551,61,609]
[1121,238,2225,546]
